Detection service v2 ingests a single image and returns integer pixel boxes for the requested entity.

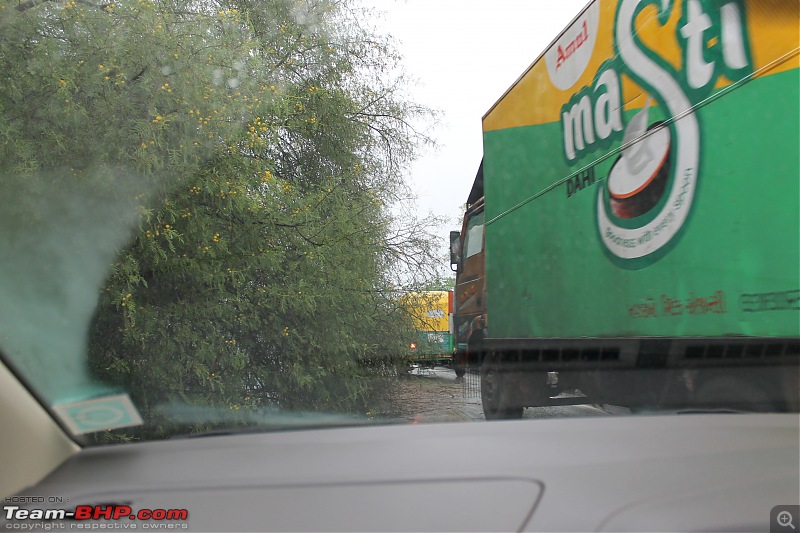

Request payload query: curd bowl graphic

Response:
[608,99,672,219]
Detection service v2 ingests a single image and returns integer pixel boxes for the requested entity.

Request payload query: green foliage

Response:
[1,0,438,439]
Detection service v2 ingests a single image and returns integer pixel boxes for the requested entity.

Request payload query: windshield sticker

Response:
[53,394,143,435]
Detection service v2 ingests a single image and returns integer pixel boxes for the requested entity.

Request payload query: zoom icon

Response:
[772,506,800,533]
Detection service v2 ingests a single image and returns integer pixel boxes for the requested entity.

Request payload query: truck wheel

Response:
[481,351,523,420]
[453,350,466,378]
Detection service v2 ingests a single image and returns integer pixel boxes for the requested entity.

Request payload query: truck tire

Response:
[452,350,466,378]
[481,351,523,420]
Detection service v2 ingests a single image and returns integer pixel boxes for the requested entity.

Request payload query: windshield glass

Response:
[464,212,485,260]
[0,0,797,444]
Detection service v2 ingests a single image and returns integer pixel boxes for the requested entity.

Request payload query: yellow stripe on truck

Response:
[483,0,799,132]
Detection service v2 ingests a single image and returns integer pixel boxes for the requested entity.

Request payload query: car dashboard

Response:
[3,413,798,532]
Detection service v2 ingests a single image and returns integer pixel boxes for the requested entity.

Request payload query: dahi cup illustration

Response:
[608,98,672,219]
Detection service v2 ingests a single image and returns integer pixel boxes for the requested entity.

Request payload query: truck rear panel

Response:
[482,0,799,340]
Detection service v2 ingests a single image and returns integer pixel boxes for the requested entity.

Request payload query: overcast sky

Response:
[365,0,589,226]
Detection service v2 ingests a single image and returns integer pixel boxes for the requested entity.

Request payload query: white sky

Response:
[366,0,589,225]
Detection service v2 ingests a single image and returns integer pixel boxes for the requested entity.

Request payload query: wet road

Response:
[386,365,630,423]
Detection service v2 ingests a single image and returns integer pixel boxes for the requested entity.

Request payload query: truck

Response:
[401,291,455,366]
[450,0,799,419]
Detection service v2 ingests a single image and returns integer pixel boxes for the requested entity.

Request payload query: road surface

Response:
[384,365,630,423]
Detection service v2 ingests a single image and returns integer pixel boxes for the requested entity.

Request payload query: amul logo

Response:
[559,0,752,266]
[545,2,600,90]
[556,21,590,70]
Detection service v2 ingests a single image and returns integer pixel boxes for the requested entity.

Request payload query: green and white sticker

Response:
[53,394,143,435]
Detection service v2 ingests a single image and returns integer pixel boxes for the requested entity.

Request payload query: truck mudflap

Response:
[483,337,800,411]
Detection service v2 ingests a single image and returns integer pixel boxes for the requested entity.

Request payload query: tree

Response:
[0,0,439,439]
